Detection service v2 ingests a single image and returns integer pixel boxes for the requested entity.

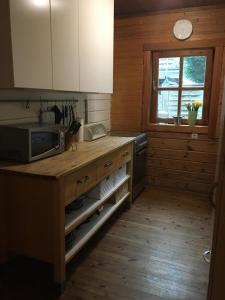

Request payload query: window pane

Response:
[158,90,179,118]
[158,57,180,88]
[181,90,204,119]
[182,56,207,87]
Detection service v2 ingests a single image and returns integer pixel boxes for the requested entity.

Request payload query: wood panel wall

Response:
[87,94,111,131]
[0,90,85,125]
[0,91,111,131]
[111,5,225,194]
[147,132,217,194]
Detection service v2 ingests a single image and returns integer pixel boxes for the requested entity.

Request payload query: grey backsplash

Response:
[0,89,111,130]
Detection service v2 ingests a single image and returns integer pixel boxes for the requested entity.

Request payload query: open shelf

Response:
[65,175,130,235]
[65,192,130,264]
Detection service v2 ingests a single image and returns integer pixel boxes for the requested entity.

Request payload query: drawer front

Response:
[64,164,97,205]
[97,151,119,180]
[118,144,132,166]
[63,143,133,205]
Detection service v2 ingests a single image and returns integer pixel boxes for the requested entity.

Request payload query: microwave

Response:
[0,123,65,162]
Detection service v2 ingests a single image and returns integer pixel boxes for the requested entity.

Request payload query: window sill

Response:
[148,123,208,134]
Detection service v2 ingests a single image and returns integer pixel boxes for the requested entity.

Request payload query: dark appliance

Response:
[0,123,65,163]
[110,131,148,200]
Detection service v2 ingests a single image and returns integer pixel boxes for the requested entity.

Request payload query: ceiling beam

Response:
[115,0,225,16]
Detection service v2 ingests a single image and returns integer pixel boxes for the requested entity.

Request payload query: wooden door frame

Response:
[207,79,225,300]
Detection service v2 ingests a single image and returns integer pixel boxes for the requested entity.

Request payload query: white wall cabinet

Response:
[10,0,53,89]
[0,0,114,93]
[79,0,114,93]
[51,0,79,91]
[51,0,114,93]
[0,0,52,89]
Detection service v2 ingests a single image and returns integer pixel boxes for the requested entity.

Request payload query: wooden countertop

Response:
[0,136,134,179]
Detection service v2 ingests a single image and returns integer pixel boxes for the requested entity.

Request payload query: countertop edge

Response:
[0,137,135,179]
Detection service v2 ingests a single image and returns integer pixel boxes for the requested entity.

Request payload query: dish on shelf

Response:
[65,195,86,213]
[64,175,131,236]
[65,231,76,252]
[65,192,130,264]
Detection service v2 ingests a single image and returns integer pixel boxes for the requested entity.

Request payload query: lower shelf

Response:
[65,175,130,235]
[65,192,130,264]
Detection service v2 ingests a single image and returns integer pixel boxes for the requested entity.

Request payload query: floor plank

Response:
[63,187,212,300]
[0,187,212,300]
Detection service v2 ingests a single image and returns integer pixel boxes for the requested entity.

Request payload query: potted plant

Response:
[185,102,202,126]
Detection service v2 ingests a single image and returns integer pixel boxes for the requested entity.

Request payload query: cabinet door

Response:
[79,0,114,93]
[10,0,52,89]
[51,0,79,91]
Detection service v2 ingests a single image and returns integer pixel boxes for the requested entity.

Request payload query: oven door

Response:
[30,130,60,161]
[134,147,147,186]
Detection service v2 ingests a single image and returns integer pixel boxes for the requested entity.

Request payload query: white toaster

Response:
[83,123,107,141]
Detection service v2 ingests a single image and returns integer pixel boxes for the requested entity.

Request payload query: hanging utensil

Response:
[62,105,65,126]
[51,105,62,125]
[68,105,74,133]
[72,120,81,135]
[65,105,68,127]
[67,105,81,135]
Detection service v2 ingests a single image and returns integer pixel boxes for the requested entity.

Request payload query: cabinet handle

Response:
[84,175,89,182]
[77,179,84,184]
[122,151,129,157]
[77,175,89,185]
[104,161,113,168]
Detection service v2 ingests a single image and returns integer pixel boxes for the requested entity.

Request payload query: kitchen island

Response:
[0,136,134,288]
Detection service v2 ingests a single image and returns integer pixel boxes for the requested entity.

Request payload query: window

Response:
[150,49,213,125]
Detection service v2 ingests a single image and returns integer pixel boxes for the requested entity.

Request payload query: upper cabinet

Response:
[79,0,114,93]
[0,0,52,89]
[0,0,114,93]
[51,0,114,93]
[51,0,79,91]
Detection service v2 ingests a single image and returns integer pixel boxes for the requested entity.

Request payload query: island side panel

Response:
[4,174,63,266]
[53,178,66,285]
[0,174,8,264]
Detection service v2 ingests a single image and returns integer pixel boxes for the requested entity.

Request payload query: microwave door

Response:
[30,131,60,161]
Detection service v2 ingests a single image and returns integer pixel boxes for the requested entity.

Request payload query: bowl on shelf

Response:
[65,195,86,214]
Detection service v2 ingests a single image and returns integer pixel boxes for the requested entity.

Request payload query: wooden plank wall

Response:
[148,132,217,194]
[87,94,111,131]
[0,90,85,125]
[0,91,111,131]
[111,5,225,194]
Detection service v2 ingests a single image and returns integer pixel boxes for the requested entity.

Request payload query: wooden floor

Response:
[0,187,212,300]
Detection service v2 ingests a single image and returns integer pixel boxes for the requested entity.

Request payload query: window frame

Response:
[150,48,213,125]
